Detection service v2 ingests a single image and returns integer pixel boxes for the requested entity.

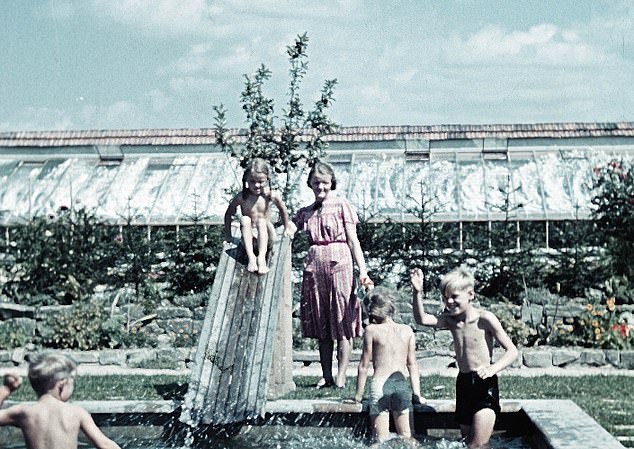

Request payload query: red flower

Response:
[611,323,628,338]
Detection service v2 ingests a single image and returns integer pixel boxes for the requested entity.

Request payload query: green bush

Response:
[2,208,117,304]
[488,302,537,347]
[37,300,120,350]
[591,158,634,290]
[0,319,35,349]
[550,297,634,349]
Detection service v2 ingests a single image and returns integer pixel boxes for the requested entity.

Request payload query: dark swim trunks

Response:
[455,371,501,425]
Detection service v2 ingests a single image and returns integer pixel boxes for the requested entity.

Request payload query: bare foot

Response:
[257,257,270,274]
[247,257,258,272]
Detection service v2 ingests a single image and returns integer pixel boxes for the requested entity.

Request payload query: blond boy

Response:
[351,287,423,445]
[410,266,518,449]
[0,352,121,449]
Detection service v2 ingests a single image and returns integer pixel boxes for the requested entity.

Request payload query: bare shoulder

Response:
[364,323,379,335]
[397,322,414,335]
[478,309,503,328]
[227,192,244,207]
[1,402,28,419]
[61,401,88,416]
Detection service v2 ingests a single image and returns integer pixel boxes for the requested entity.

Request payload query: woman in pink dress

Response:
[294,161,373,389]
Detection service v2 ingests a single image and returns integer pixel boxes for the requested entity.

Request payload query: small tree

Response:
[163,194,222,296]
[590,158,634,303]
[2,207,116,305]
[213,33,338,211]
[476,175,545,303]
[591,159,634,279]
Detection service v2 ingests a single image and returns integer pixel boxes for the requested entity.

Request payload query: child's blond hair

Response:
[367,287,396,324]
[28,352,77,396]
[242,157,272,197]
[439,266,475,299]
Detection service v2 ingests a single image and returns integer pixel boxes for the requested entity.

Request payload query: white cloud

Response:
[446,23,605,66]
[86,0,357,37]
[90,0,213,36]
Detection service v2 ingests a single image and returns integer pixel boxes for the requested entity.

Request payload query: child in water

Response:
[0,351,121,449]
[411,266,518,448]
[351,287,423,446]
[224,157,294,274]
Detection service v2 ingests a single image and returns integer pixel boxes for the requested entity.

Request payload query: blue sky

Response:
[2,0,634,132]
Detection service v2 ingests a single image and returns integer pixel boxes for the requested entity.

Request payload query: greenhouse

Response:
[1,122,633,240]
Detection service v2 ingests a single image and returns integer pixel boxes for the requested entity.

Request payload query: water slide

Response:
[180,233,291,427]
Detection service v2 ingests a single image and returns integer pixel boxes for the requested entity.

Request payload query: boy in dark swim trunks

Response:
[410,266,518,449]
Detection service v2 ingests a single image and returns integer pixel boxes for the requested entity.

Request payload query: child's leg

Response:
[266,221,277,245]
[255,218,270,274]
[392,410,412,438]
[467,408,496,448]
[371,413,390,444]
[240,216,258,272]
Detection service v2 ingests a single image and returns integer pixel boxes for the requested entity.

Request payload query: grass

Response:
[7,374,633,446]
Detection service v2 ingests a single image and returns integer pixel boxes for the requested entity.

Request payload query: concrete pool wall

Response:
[1,398,625,448]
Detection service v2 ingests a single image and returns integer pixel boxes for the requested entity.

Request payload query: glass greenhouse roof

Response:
[1,124,633,226]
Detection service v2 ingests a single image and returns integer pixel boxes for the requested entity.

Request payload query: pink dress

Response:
[293,196,362,340]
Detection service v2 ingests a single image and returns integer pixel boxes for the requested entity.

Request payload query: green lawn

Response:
[7,374,633,447]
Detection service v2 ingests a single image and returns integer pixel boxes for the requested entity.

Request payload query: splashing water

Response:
[82,425,531,449]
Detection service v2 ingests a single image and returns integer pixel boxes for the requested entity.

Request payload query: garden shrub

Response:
[2,208,116,304]
[487,302,536,347]
[0,318,35,349]
[550,297,634,349]
[37,300,121,350]
[591,158,634,293]
[162,225,222,296]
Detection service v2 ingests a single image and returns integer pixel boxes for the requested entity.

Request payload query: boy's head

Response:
[367,287,395,324]
[28,352,77,397]
[439,266,475,298]
[438,266,475,315]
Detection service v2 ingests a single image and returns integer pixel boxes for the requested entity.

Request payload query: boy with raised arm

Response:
[351,287,423,446]
[410,266,518,449]
[0,351,121,449]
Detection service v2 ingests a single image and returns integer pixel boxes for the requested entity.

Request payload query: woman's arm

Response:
[344,221,371,285]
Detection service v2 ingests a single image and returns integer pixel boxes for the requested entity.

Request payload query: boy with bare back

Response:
[351,287,423,446]
[410,266,518,449]
[224,157,294,274]
[0,351,121,449]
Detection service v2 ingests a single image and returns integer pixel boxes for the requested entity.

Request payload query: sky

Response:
[2,0,634,132]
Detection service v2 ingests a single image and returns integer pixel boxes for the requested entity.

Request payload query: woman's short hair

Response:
[28,351,77,396]
[306,161,337,190]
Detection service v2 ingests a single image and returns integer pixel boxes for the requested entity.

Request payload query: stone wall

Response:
[2,293,633,372]
[1,346,633,371]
